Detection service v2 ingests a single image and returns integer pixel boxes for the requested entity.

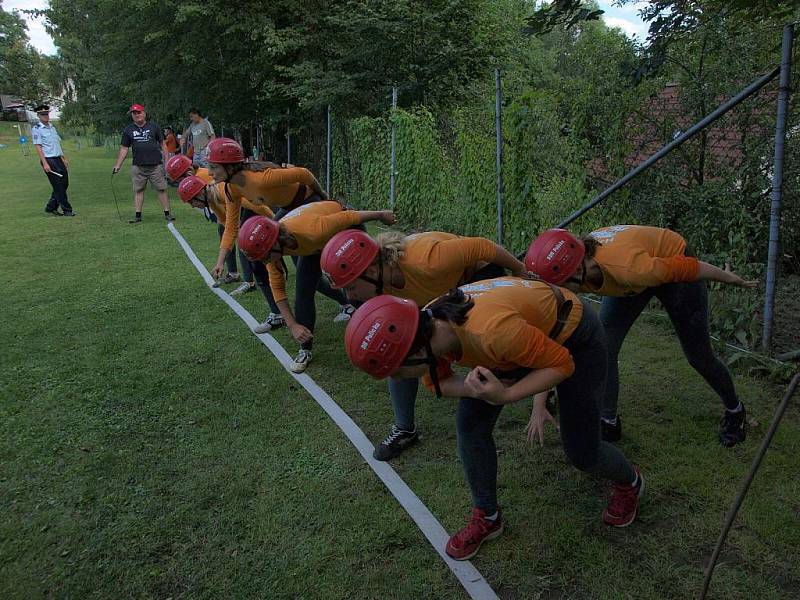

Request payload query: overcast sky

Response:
[6,0,649,57]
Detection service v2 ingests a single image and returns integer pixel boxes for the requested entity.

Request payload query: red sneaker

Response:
[445,508,504,560]
[602,466,644,527]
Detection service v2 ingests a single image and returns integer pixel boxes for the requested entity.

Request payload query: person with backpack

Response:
[345,278,643,560]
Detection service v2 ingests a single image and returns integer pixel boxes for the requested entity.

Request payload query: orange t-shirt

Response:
[165,134,179,153]
[195,167,214,184]
[266,201,361,302]
[384,232,499,306]
[207,182,274,224]
[422,277,584,390]
[220,167,320,250]
[581,225,700,296]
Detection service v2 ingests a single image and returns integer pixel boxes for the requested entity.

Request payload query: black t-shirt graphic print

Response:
[121,122,164,166]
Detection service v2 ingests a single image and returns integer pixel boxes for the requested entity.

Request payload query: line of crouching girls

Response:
[169,137,757,560]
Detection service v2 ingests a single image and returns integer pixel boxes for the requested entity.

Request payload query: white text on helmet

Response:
[335,238,354,257]
[361,320,382,350]
[546,239,565,261]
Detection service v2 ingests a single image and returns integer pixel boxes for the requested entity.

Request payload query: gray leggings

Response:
[457,301,636,513]
[599,280,739,420]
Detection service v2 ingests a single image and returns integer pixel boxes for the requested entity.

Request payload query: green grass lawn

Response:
[1,121,798,599]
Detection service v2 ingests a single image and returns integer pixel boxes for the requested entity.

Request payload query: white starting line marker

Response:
[168,223,499,600]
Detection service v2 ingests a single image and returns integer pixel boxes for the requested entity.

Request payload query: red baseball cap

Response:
[128,103,145,113]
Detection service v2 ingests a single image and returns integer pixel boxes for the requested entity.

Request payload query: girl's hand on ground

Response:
[526,403,559,447]
[464,366,508,405]
[289,323,314,344]
[380,211,396,225]
[211,262,225,279]
[724,263,758,289]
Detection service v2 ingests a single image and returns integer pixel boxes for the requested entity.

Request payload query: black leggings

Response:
[217,223,239,274]
[599,280,739,420]
[293,253,348,350]
[456,301,636,512]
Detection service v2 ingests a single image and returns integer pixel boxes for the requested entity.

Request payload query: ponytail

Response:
[407,288,474,357]
[581,235,601,259]
[426,288,474,326]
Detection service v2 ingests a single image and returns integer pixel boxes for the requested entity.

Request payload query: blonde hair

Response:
[205,183,224,213]
[375,231,407,267]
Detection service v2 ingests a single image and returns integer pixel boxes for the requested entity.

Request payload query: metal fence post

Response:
[762,24,794,353]
[390,86,397,209]
[495,68,505,245]
[286,110,292,165]
[326,104,332,195]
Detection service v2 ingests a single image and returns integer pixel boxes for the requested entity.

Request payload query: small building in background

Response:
[0,94,28,122]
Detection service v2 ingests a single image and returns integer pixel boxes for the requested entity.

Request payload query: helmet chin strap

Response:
[400,309,442,398]
[358,253,384,296]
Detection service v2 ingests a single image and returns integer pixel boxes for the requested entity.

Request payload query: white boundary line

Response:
[168,223,499,600]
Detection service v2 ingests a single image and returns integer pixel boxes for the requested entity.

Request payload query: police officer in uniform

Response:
[32,104,75,217]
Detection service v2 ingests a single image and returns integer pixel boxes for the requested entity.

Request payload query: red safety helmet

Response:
[524,229,585,285]
[321,230,380,289]
[207,137,245,164]
[166,154,192,180]
[345,296,419,379]
[177,176,207,203]
[238,216,279,261]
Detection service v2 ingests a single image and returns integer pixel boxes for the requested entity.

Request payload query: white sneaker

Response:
[333,303,356,323]
[290,349,312,373]
[230,282,255,296]
[254,313,284,334]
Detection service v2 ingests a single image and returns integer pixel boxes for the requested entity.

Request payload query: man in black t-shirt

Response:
[112,103,174,224]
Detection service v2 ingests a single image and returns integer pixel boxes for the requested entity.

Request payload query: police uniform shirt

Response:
[31,122,63,158]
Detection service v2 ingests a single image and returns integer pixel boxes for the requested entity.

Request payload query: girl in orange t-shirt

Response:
[525,226,757,448]
[204,137,327,279]
[344,279,643,561]
[177,177,284,317]
[320,229,526,461]
[238,203,395,373]
[164,127,180,156]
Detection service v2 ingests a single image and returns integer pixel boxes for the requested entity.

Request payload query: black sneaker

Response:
[601,416,622,442]
[128,217,142,224]
[373,425,419,461]
[165,214,175,222]
[45,209,63,216]
[63,211,76,217]
[719,405,746,447]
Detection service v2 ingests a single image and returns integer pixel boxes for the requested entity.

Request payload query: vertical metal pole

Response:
[390,86,397,209]
[495,68,504,245]
[762,24,793,353]
[326,104,332,195]
[286,109,292,164]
